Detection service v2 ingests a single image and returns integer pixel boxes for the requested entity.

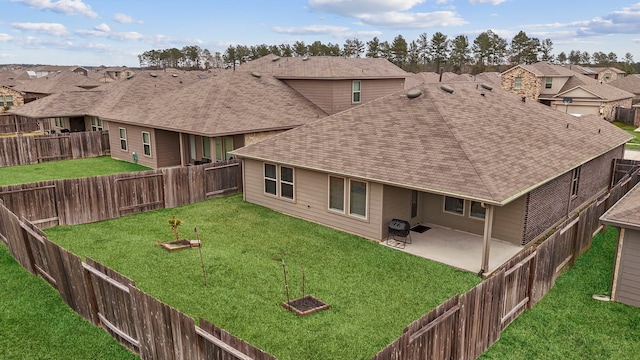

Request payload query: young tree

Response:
[406,40,421,73]
[366,37,381,58]
[223,45,238,69]
[428,32,449,73]
[450,35,471,73]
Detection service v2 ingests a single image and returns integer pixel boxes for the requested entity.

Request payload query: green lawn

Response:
[0,156,150,186]
[481,226,640,359]
[45,194,480,360]
[0,243,138,360]
[612,121,640,150]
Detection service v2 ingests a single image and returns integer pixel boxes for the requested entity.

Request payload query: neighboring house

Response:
[11,70,327,169]
[600,181,640,308]
[568,65,626,83]
[232,82,631,273]
[92,66,136,83]
[239,55,407,114]
[34,65,89,78]
[12,70,102,103]
[0,86,24,112]
[609,74,640,104]
[501,62,634,119]
[405,72,501,89]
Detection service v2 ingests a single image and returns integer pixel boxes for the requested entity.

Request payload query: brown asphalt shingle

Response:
[233,82,632,205]
[601,183,640,229]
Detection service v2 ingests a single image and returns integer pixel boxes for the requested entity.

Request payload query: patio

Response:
[383,223,523,274]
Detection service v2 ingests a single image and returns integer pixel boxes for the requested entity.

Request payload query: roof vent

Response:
[272,56,280,62]
[407,89,422,99]
[440,85,454,94]
[149,72,157,77]
[521,96,526,102]
[251,71,262,78]
[172,74,178,77]
[480,83,493,91]
[302,56,309,61]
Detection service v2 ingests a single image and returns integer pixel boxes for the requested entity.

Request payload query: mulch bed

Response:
[281,295,330,316]
[157,239,200,251]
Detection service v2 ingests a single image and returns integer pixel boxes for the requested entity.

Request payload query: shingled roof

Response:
[12,70,327,137]
[601,183,640,231]
[233,82,631,205]
[609,74,640,96]
[239,55,408,79]
[556,71,635,101]
[12,70,102,94]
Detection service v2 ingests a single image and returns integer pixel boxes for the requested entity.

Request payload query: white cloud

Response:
[10,0,98,18]
[76,29,144,41]
[12,22,69,36]
[309,0,426,16]
[577,3,640,36]
[273,24,350,35]
[469,0,507,4]
[94,23,110,32]
[0,33,13,42]
[359,10,466,28]
[113,13,141,24]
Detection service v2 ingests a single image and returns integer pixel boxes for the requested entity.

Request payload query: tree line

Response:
[138,30,638,74]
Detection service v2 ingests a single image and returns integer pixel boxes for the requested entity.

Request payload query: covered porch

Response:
[383,223,523,275]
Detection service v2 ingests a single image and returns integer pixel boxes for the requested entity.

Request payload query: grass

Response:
[44,194,480,360]
[481,226,640,359]
[0,156,150,186]
[612,121,640,150]
[0,243,138,360]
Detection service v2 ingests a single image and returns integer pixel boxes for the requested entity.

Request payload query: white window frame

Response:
[352,80,361,104]
[142,131,152,156]
[5,95,13,107]
[328,176,346,213]
[202,137,211,159]
[263,163,295,201]
[119,128,127,151]
[469,201,486,220]
[443,196,465,216]
[348,179,368,218]
[514,77,522,90]
[571,167,581,197]
[0,96,4,107]
[545,77,552,89]
[91,117,103,131]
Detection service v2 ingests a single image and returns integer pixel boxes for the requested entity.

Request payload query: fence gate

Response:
[500,247,536,330]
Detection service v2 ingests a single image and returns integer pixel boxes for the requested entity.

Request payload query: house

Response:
[609,74,640,104]
[33,65,89,78]
[11,70,327,169]
[0,86,24,112]
[232,81,632,274]
[501,62,634,119]
[568,65,626,83]
[12,70,102,103]
[89,66,136,83]
[600,181,640,308]
[239,55,407,114]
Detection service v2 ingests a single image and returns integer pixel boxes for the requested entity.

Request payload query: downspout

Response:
[178,133,185,166]
[480,204,495,275]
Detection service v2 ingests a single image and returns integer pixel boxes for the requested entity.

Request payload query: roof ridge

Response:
[423,86,498,201]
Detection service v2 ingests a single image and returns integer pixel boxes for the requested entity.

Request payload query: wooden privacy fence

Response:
[0,114,39,134]
[371,167,640,360]
[0,159,242,228]
[0,199,276,360]
[0,130,110,167]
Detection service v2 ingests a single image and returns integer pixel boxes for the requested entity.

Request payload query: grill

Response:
[387,218,411,248]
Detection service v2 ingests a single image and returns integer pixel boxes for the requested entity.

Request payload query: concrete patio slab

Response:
[382,223,523,275]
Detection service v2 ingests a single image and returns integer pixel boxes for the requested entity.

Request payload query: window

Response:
[411,190,419,218]
[328,176,345,212]
[264,163,295,200]
[215,136,235,161]
[0,96,3,107]
[571,167,581,197]
[202,137,211,159]
[444,196,464,215]
[119,128,127,151]
[545,77,552,89]
[328,176,368,218]
[470,201,486,219]
[142,131,151,156]
[352,80,361,103]
[349,180,367,217]
[5,95,13,107]
[604,73,611,80]
[90,117,102,131]
[514,77,522,90]
[55,117,64,128]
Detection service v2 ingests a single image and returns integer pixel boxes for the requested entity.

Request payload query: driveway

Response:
[625,149,640,161]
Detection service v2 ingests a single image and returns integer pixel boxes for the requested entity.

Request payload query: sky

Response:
[1,0,639,68]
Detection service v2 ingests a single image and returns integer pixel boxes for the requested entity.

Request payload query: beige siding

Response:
[243,159,384,240]
[561,87,597,98]
[382,186,413,227]
[107,122,158,168]
[285,78,404,115]
[540,76,570,95]
[421,193,525,244]
[155,129,181,168]
[614,229,640,308]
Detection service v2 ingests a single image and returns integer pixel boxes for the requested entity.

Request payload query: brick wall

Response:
[521,146,623,245]
[501,68,541,102]
[603,98,634,121]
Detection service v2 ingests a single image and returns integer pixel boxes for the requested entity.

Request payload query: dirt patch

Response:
[157,239,200,251]
[281,295,330,316]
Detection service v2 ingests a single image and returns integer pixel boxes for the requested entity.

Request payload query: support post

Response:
[480,205,495,275]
